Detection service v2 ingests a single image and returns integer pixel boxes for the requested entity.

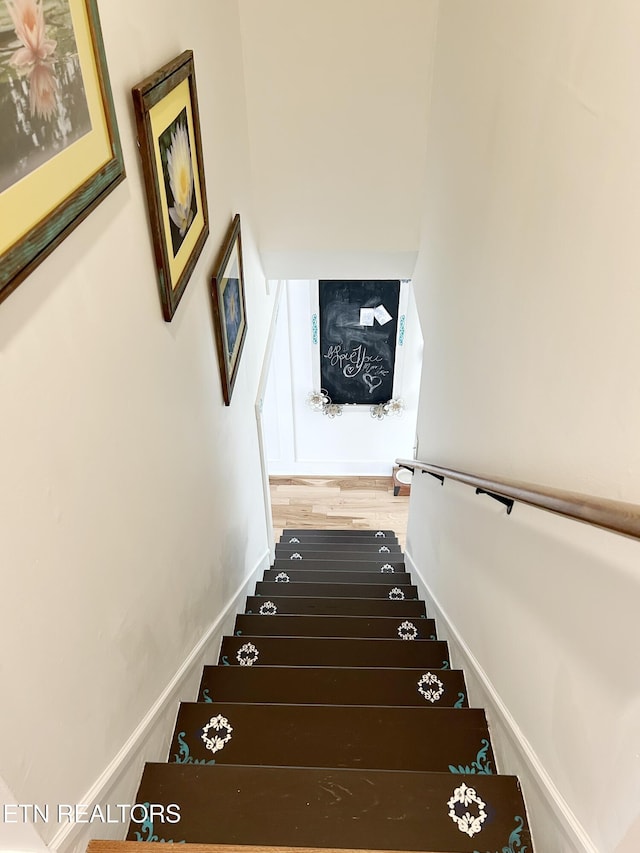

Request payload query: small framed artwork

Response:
[132,50,209,321]
[0,0,125,305]
[211,214,247,405]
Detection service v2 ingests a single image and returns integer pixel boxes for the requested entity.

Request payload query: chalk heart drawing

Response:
[363,373,383,393]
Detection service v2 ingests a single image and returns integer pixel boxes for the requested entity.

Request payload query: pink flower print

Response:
[28,59,58,119]
[6,0,57,70]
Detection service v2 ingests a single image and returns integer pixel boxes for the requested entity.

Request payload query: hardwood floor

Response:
[269,476,410,548]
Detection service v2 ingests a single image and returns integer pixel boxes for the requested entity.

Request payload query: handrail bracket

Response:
[475,488,514,515]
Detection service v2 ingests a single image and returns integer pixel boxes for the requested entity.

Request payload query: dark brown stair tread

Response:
[169,702,492,773]
[255,582,418,600]
[234,614,436,640]
[262,570,412,585]
[219,635,450,668]
[281,535,399,544]
[276,543,402,553]
[270,562,406,574]
[273,559,405,572]
[90,843,446,853]
[275,552,405,564]
[198,665,468,707]
[283,528,396,536]
[129,763,532,852]
[245,596,426,617]
[91,843,477,853]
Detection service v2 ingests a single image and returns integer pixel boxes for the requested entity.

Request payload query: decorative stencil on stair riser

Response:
[379,545,390,552]
[418,672,444,703]
[398,621,418,640]
[375,531,386,536]
[388,587,405,600]
[288,537,300,543]
[133,804,185,844]
[447,783,487,838]
[449,739,493,775]
[290,553,303,559]
[236,642,259,665]
[381,564,394,572]
[472,816,527,853]
[174,732,215,765]
[259,601,278,615]
[201,715,233,754]
[275,572,290,582]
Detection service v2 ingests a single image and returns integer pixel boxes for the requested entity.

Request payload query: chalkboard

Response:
[319,280,400,405]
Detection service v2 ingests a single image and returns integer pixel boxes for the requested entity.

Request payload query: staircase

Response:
[118,529,534,852]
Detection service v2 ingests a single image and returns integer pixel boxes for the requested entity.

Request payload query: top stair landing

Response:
[282,528,396,538]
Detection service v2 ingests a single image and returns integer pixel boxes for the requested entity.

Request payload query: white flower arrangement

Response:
[306,389,344,418]
[370,398,405,420]
[306,389,330,412]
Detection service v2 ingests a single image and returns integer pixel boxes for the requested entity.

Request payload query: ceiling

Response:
[237,0,439,279]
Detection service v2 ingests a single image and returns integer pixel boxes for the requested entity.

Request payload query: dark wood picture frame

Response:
[211,214,247,405]
[0,0,125,305]
[132,50,209,321]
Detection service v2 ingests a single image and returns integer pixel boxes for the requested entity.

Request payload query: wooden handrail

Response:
[396,458,640,540]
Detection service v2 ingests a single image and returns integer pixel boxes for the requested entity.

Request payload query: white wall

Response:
[237,0,438,279]
[264,281,422,476]
[0,777,49,853]
[407,2,640,851]
[0,1,273,849]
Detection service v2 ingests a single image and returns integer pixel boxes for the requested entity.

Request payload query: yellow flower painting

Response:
[132,50,209,320]
[159,108,197,257]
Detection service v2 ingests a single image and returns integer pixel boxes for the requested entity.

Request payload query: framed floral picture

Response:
[132,50,209,321]
[211,214,247,405]
[0,0,125,305]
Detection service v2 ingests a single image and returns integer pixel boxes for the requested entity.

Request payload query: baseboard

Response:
[267,463,394,476]
[405,549,598,853]
[49,550,270,853]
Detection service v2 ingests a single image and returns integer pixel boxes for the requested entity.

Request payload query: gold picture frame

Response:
[211,214,247,405]
[0,0,125,305]
[132,50,209,321]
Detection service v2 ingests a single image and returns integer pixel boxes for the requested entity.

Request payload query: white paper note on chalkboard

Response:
[359,308,375,326]
[374,304,393,325]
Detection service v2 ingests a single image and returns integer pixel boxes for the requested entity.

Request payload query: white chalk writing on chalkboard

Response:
[323,344,389,390]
